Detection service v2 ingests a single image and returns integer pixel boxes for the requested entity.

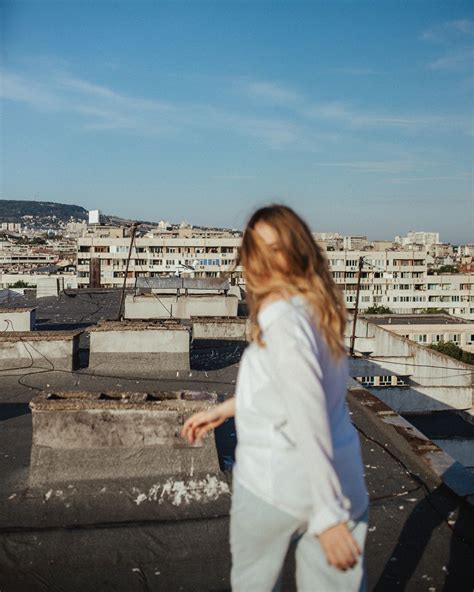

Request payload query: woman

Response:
[181,205,369,591]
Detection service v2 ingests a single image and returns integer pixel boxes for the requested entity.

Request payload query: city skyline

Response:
[1,1,473,243]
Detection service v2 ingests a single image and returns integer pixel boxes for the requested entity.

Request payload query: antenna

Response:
[349,256,364,356]
[117,223,139,321]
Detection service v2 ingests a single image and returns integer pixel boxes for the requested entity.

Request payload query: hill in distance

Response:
[0,199,156,226]
[0,199,235,231]
[0,200,88,222]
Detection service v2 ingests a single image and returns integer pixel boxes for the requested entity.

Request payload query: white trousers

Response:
[230,479,369,592]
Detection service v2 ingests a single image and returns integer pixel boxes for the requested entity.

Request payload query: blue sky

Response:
[1,1,473,243]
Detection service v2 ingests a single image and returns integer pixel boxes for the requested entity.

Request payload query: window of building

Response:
[414,334,427,343]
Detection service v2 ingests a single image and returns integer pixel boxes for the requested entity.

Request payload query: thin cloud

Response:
[211,175,255,181]
[0,70,62,110]
[428,47,474,71]
[305,101,469,132]
[421,19,474,71]
[3,65,472,154]
[421,18,474,42]
[387,174,473,183]
[238,79,471,133]
[237,80,301,106]
[1,67,304,148]
[312,161,416,174]
[450,19,474,35]
[329,67,381,76]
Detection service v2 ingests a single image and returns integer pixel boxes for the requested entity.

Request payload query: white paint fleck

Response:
[44,489,53,501]
[100,487,107,494]
[132,568,140,573]
[399,506,404,510]
[171,481,193,506]
[132,475,230,507]
[8,493,17,500]
[368,526,376,532]
[134,493,147,506]
[155,571,161,576]
[148,483,161,501]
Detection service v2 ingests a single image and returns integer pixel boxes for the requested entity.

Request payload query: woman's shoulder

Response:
[258,295,304,326]
[260,295,316,341]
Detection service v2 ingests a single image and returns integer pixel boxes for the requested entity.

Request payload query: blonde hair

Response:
[236,204,347,361]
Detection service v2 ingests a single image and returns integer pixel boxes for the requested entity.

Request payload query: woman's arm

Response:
[181,397,235,444]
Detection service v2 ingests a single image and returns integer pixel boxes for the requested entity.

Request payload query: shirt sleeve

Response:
[264,311,351,536]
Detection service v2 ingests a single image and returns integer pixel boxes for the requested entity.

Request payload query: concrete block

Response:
[36,277,61,298]
[125,294,239,320]
[191,317,250,341]
[89,321,191,374]
[29,390,220,485]
[0,331,81,371]
[136,277,230,291]
[0,307,36,331]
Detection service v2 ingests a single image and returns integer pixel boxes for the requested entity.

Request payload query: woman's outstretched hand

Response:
[318,523,361,571]
[181,398,236,444]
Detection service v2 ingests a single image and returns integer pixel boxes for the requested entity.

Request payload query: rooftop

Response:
[362,313,471,326]
[0,290,473,591]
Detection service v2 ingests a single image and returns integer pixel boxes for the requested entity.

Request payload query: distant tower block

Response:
[88,209,102,225]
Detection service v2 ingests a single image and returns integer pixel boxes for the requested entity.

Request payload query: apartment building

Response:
[0,239,76,272]
[76,229,474,320]
[328,251,473,319]
[76,226,242,289]
[0,244,57,271]
[395,231,440,247]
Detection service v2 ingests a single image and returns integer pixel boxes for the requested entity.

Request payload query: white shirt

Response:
[233,294,368,536]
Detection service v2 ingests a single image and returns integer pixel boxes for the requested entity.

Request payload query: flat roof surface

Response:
[363,314,471,326]
[1,290,473,591]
